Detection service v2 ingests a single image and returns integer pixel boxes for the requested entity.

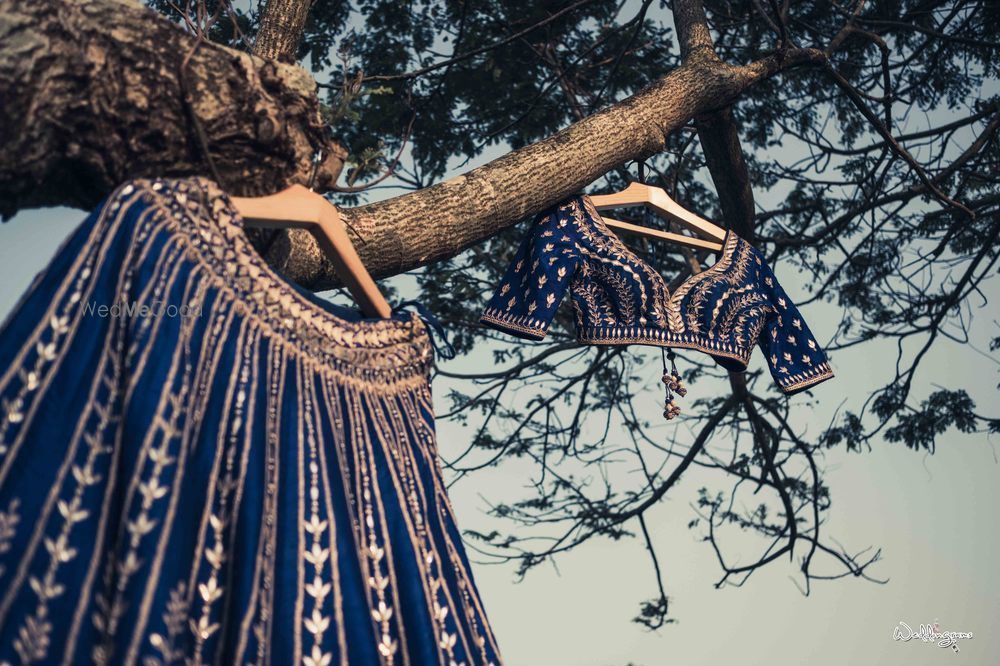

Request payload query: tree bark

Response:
[252,0,312,62]
[696,109,757,241]
[0,0,826,288]
[674,0,758,241]
[247,0,337,262]
[0,0,345,219]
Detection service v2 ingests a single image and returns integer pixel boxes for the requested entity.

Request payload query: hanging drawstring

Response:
[395,300,457,361]
[661,348,687,420]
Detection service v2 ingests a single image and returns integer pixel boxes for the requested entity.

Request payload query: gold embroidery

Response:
[590,262,637,325]
[124,276,219,666]
[682,232,748,334]
[400,390,504,662]
[187,329,254,665]
[571,282,614,327]
[136,178,434,392]
[480,309,547,338]
[14,341,121,664]
[298,365,335,666]
[241,343,287,666]
[318,379,409,665]
[573,199,655,324]
[91,274,204,665]
[491,197,830,390]
[777,361,835,393]
[146,583,190,666]
[0,499,19,579]
[5,237,136,664]
[364,389,471,665]
[359,455,399,661]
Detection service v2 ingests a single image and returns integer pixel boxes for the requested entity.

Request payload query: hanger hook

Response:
[637,159,647,185]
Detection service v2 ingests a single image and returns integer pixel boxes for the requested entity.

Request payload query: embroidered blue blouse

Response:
[480,194,835,395]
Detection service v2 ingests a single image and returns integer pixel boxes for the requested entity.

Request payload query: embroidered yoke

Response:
[480,194,834,395]
[0,177,502,666]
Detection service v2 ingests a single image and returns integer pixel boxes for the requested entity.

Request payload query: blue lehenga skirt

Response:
[0,177,502,666]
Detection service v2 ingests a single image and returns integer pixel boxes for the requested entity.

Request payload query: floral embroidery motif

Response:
[298,362,338,666]
[480,194,835,396]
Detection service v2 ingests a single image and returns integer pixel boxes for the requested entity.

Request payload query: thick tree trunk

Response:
[0,0,825,288]
[0,0,345,218]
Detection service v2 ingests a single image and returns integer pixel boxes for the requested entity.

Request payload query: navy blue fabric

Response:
[396,300,457,361]
[481,194,835,395]
[0,177,502,665]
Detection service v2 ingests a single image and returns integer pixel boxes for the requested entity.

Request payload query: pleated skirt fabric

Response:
[0,178,502,666]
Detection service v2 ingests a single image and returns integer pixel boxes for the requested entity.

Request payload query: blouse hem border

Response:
[577,327,753,367]
[480,309,548,340]
[776,362,835,395]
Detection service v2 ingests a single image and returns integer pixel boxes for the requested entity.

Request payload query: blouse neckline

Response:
[579,194,738,310]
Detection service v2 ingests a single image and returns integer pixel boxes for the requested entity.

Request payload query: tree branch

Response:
[280,48,827,287]
[362,0,604,83]
[696,108,758,239]
[678,0,758,238]
[823,61,977,219]
[674,0,720,62]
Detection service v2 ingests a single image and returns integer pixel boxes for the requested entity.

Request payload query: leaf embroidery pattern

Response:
[0,498,20,579]
[187,339,253,666]
[14,312,124,665]
[146,582,190,666]
[299,367,334,666]
[91,280,205,665]
[1,311,74,460]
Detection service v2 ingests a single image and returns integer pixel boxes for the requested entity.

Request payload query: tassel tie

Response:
[661,349,687,420]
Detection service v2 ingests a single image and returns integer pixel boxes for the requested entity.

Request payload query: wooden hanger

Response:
[589,181,727,253]
[230,184,392,319]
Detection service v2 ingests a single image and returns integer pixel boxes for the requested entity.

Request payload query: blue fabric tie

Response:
[396,299,457,361]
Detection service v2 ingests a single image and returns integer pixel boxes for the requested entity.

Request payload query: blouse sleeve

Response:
[757,261,835,395]
[480,207,580,340]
